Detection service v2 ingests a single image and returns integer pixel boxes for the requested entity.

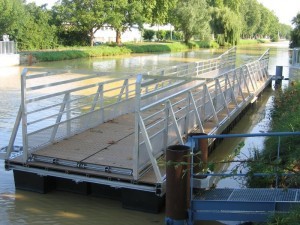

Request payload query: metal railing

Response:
[0,41,16,54]
[5,70,137,161]
[133,49,270,181]
[3,47,238,162]
[292,48,300,66]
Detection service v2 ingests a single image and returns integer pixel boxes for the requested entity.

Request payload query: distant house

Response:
[93,25,142,43]
[93,24,174,44]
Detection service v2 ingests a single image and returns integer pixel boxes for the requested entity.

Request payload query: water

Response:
[0,42,291,225]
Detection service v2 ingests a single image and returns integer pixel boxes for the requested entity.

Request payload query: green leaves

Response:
[171,0,210,43]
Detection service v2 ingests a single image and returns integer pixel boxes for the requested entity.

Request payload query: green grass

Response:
[24,38,266,62]
[30,46,132,62]
[124,42,189,53]
[247,82,300,188]
[238,39,270,45]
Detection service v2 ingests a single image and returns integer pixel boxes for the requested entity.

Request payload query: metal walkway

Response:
[187,132,300,224]
[2,47,271,195]
[193,188,300,222]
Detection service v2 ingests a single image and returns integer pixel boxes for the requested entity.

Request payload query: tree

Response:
[106,0,143,45]
[240,0,262,39]
[290,13,300,48]
[279,23,291,40]
[18,3,57,50]
[142,0,178,25]
[209,7,242,45]
[171,0,210,44]
[0,0,27,40]
[54,0,107,46]
[143,29,155,41]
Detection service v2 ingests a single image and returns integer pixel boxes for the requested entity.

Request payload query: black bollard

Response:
[165,145,190,225]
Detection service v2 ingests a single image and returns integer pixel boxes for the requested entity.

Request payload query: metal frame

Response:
[3,47,272,191]
[0,41,16,54]
[134,49,271,182]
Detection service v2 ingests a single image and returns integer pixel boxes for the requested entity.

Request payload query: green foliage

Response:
[240,0,262,38]
[31,46,132,61]
[107,0,144,45]
[247,82,300,188]
[279,23,292,40]
[171,0,210,43]
[143,29,155,41]
[143,0,178,25]
[267,207,300,225]
[53,0,107,46]
[210,7,242,46]
[290,13,300,48]
[125,42,188,53]
[156,30,167,41]
[164,31,183,41]
[18,3,57,50]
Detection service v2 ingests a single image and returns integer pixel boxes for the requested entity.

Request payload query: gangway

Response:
[187,132,300,224]
[2,47,272,212]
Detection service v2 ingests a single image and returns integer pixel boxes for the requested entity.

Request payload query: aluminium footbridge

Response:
[2,47,272,212]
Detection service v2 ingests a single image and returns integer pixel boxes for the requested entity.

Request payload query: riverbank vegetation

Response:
[245,82,300,224]
[290,13,300,48]
[0,0,294,52]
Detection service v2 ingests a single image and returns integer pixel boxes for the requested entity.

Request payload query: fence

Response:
[3,47,238,163]
[292,48,300,66]
[0,41,16,54]
[133,49,270,181]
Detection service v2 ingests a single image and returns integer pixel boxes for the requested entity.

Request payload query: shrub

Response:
[143,29,155,41]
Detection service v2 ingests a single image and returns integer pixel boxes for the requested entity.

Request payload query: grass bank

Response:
[246,82,300,224]
[21,39,268,63]
[21,41,220,63]
[238,39,270,45]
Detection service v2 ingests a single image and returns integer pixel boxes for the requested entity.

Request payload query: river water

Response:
[0,42,291,225]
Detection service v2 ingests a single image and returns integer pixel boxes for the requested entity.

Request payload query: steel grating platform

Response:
[195,188,300,202]
[191,188,300,222]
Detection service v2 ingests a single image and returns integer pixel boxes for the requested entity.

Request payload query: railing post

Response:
[66,93,71,136]
[21,69,29,163]
[133,74,142,180]
[163,103,170,153]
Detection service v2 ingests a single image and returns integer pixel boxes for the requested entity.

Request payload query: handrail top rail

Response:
[190,131,300,140]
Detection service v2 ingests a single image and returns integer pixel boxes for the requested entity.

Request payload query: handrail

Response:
[133,49,270,181]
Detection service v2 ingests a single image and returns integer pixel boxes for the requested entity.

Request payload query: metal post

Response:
[21,69,29,163]
[275,66,283,87]
[188,133,208,175]
[133,74,142,180]
[165,145,190,225]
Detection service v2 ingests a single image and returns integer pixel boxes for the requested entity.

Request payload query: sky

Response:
[29,0,300,26]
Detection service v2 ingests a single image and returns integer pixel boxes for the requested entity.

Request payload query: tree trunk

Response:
[116,29,122,45]
[89,30,94,47]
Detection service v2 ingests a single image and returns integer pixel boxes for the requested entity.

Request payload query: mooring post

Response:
[275,65,283,87]
[165,145,190,225]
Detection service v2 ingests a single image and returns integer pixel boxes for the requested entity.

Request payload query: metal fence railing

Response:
[3,47,238,162]
[0,41,16,54]
[133,49,270,181]
[292,48,300,66]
